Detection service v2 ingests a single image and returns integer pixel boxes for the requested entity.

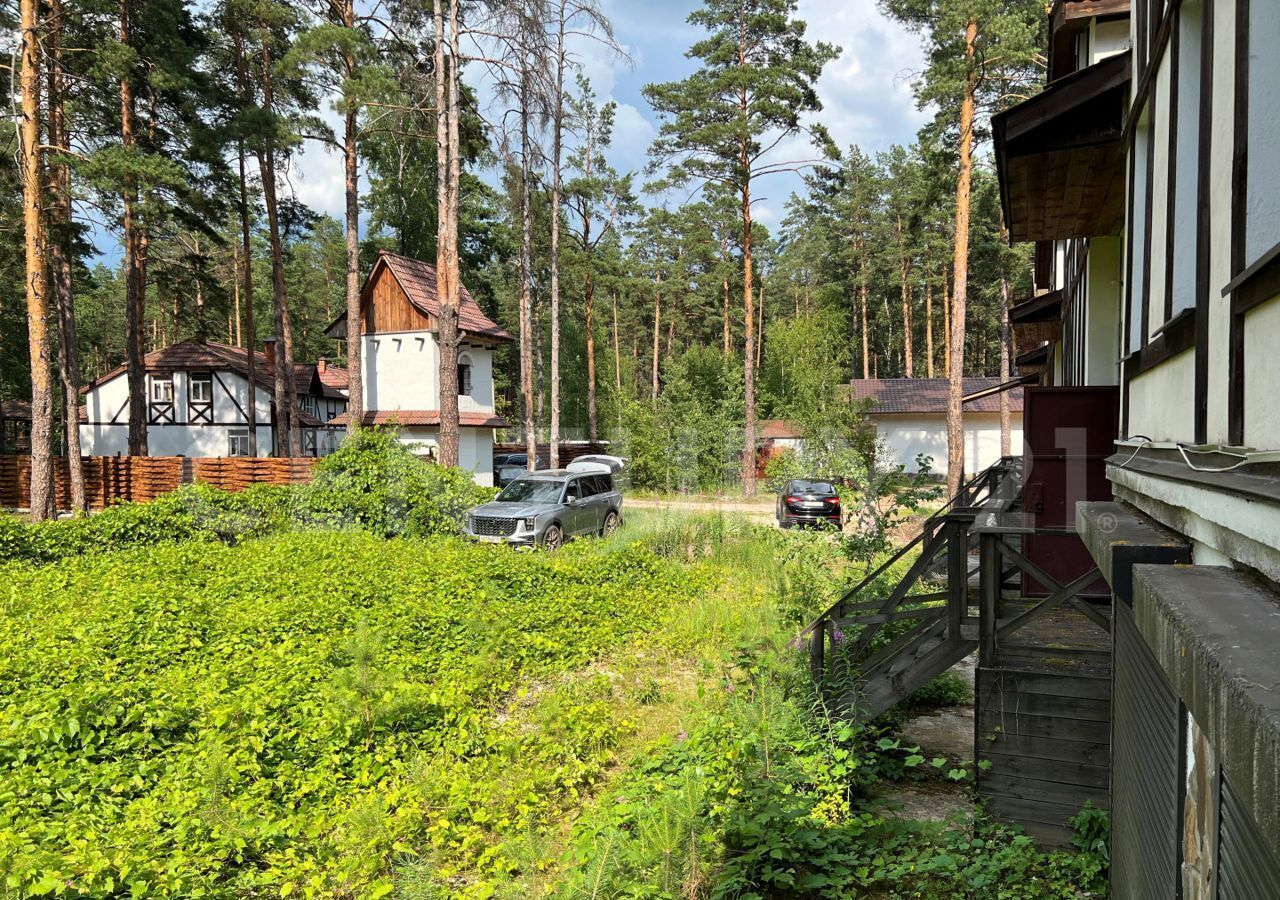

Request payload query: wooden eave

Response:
[1011,289,1065,350]
[995,51,1132,243]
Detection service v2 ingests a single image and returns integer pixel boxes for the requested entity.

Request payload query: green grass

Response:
[0,507,1107,899]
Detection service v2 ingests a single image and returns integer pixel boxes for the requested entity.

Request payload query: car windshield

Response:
[496,478,564,504]
[790,480,835,494]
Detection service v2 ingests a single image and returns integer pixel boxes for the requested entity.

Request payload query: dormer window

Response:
[458,356,473,397]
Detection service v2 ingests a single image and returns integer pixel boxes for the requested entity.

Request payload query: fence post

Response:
[978,531,1001,665]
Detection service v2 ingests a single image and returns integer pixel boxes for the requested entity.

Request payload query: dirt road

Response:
[624,495,777,524]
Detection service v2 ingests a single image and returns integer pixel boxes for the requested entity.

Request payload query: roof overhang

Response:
[1010,289,1065,352]
[994,50,1132,243]
[962,374,1039,405]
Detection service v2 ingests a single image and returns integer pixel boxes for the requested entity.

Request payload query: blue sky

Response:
[96,0,929,259]
[292,0,930,225]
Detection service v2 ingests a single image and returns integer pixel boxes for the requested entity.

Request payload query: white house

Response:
[848,378,1025,478]
[327,251,512,486]
[79,340,348,458]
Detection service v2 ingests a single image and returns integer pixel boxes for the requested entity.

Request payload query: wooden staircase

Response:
[803,459,1020,720]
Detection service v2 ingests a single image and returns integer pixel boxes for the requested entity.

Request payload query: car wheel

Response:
[601,510,620,537]
[542,524,564,550]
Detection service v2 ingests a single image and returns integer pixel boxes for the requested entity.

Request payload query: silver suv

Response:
[464,456,624,549]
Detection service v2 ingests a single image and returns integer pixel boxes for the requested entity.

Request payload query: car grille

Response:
[472,516,518,537]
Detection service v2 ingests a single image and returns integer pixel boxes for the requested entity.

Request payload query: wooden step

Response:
[852,634,978,720]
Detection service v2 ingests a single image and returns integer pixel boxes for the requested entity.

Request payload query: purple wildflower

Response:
[832,627,846,645]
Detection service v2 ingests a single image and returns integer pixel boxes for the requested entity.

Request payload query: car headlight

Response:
[523,516,536,531]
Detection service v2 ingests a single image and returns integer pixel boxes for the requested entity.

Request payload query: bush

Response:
[0,429,494,566]
[304,427,494,537]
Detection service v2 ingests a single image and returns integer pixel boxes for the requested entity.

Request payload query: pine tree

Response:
[644,0,838,495]
[881,0,1043,494]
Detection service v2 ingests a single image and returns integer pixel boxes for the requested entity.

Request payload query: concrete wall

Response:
[873,412,1024,477]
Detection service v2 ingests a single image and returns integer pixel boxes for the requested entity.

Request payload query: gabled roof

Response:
[82,340,347,401]
[848,378,1025,414]
[0,400,31,421]
[759,419,801,439]
[328,409,510,428]
[325,251,513,343]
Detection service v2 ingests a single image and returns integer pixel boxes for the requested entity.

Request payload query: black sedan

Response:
[776,479,842,529]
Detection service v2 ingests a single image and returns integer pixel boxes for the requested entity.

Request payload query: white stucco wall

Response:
[392,425,495,486]
[1206,0,1236,445]
[80,370,282,457]
[362,331,495,418]
[1126,348,1197,442]
[1085,237,1122,386]
[873,412,1024,478]
[1244,295,1280,449]
[1090,18,1130,62]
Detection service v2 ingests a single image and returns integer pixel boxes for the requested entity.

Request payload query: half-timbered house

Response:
[79,340,348,457]
[326,250,512,485]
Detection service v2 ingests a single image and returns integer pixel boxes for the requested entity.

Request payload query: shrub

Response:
[305,427,494,537]
[0,430,493,566]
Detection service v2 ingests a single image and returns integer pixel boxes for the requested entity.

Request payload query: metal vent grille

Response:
[472,516,518,537]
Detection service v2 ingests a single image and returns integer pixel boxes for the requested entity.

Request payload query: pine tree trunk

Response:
[612,292,622,393]
[943,271,951,374]
[120,0,147,457]
[925,276,934,379]
[755,277,763,371]
[547,5,566,467]
[48,0,83,513]
[947,17,978,497]
[342,0,363,434]
[897,213,913,378]
[741,180,757,496]
[237,138,259,455]
[860,251,870,379]
[721,238,731,354]
[21,0,54,520]
[256,38,299,458]
[518,21,536,468]
[651,272,661,401]
[435,0,461,467]
[585,268,598,440]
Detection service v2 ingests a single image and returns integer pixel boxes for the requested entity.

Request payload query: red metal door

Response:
[1021,386,1119,597]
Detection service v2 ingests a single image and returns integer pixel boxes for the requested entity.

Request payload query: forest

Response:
[3,0,1047,516]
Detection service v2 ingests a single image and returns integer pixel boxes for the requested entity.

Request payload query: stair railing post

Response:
[810,622,826,697]
[946,519,967,640]
[978,530,1001,666]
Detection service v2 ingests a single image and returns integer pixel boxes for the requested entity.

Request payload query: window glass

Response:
[458,362,473,397]
[228,428,250,457]
[496,478,564,504]
[151,376,173,403]
[190,374,212,403]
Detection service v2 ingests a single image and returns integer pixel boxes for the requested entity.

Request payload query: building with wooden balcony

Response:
[808,1,1280,893]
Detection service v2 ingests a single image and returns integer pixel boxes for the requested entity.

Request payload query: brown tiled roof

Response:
[328,409,510,428]
[758,419,801,439]
[84,341,344,402]
[1,400,31,420]
[848,378,1024,414]
[326,251,513,342]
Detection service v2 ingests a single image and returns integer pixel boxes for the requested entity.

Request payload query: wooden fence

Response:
[0,455,319,511]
